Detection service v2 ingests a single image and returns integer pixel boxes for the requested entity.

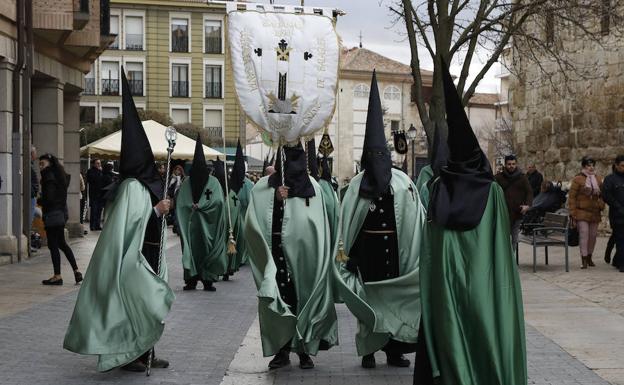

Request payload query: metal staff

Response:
[146,126,177,377]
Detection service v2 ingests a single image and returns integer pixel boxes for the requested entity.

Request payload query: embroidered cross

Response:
[205,189,212,200]
[254,48,262,57]
[232,195,239,206]
[304,51,313,61]
[276,39,291,61]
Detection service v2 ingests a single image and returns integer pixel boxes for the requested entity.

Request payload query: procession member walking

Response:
[334,72,424,369]
[176,135,227,291]
[414,63,527,385]
[229,140,249,268]
[603,155,624,272]
[38,153,82,286]
[64,69,174,373]
[244,142,338,370]
[213,157,242,281]
[569,156,605,269]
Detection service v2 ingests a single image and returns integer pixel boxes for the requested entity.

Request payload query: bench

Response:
[517,212,569,272]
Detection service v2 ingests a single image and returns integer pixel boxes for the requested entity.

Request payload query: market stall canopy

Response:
[80,120,224,160]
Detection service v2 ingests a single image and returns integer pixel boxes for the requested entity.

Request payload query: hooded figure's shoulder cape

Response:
[64,179,175,371]
[415,165,433,206]
[176,175,227,281]
[333,168,425,356]
[244,176,338,357]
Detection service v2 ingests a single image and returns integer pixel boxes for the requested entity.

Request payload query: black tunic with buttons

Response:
[272,195,298,313]
[346,191,400,282]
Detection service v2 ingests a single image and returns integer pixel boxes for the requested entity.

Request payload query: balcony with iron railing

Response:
[172,81,189,97]
[101,79,119,95]
[109,36,119,49]
[128,80,143,96]
[125,34,143,50]
[205,82,222,98]
[205,36,222,54]
[172,35,189,52]
[83,78,95,95]
[205,126,223,138]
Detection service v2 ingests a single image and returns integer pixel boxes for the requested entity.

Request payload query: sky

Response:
[272,0,501,93]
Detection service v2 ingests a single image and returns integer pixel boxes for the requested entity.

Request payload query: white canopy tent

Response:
[80,120,224,160]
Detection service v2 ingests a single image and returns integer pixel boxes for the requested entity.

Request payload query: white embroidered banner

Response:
[228,11,339,145]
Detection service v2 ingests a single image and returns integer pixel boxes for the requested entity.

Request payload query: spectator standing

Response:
[167,165,185,234]
[38,153,82,285]
[495,155,533,251]
[86,159,104,231]
[569,156,605,269]
[79,172,86,233]
[31,146,39,227]
[602,155,624,272]
[526,163,544,199]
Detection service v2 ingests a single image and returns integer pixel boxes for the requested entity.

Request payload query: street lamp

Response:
[406,124,417,180]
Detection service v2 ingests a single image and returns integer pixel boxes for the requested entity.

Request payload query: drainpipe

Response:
[22,0,33,255]
[11,0,25,263]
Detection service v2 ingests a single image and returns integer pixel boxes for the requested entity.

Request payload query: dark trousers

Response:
[613,225,624,271]
[89,200,103,230]
[46,225,78,275]
[79,198,86,224]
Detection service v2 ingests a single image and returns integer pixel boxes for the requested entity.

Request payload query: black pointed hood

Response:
[230,139,245,193]
[190,134,209,203]
[359,70,392,199]
[306,138,320,181]
[119,67,163,199]
[212,157,226,194]
[428,61,493,231]
[268,142,315,198]
[320,156,332,183]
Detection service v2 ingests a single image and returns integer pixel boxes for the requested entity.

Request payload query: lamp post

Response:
[406,124,417,180]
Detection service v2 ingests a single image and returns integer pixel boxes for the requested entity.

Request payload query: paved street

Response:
[0,231,622,385]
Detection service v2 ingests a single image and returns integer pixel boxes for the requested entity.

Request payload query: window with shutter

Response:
[101,61,119,95]
[205,65,222,98]
[125,16,143,50]
[204,109,222,138]
[204,20,222,53]
[171,18,189,52]
[126,62,144,96]
[110,15,119,49]
[171,108,190,124]
[101,107,120,121]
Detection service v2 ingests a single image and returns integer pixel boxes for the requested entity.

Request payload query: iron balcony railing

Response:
[125,34,143,50]
[128,80,143,96]
[172,81,188,97]
[205,126,222,138]
[205,82,222,98]
[205,36,221,53]
[83,78,95,95]
[172,35,188,52]
[101,79,119,95]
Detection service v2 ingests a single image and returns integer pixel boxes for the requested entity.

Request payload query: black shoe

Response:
[222,274,230,281]
[150,357,169,369]
[268,350,290,369]
[74,271,83,285]
[42,277,63,286]
[203,281,216,291]
[362,354,376,369]
[387,353,410,367]
[297,353,314,369]
[121,360,146,372]
[183,283,197,291]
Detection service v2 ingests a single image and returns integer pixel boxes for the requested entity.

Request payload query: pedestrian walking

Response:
[602,155,624,272]
[526,163,544,199]
[495,154,533,251]
[38,153,82,286]
[31,146,39,227]
[569,156,605,269]
[86,159,104,230]
[79,172,87,235]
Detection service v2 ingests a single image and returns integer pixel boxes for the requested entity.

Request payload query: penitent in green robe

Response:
[63,179,175,372]
[334,169,425,356]
[244,176,339,357]
[420,181,527,385]
[414,165,433,207]
[225,190,244,273]
[176,175,228,282]
[236,178,254,265]
[318,179,339,246]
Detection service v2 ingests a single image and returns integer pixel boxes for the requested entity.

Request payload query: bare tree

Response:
[391,0,623,138]
[479,118,515,164]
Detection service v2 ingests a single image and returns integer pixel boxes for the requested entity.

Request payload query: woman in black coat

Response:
[38,153,82,285]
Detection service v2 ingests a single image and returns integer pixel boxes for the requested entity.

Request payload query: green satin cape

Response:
[319,179,339,246]
[63,179,175,372]
[236,178,254,265]
[244,176,339,357]
[415,165,433,206]
[176,176,227,281]
[333,169,425,356]
[420,182,527,385]
[225,190,243,272]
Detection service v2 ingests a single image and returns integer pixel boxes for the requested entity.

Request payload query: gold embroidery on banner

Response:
[240,30,258,92]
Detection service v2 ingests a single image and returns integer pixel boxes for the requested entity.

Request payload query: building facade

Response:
[80,0,242,141]
[509,5,624,181]
[0,0,112,264]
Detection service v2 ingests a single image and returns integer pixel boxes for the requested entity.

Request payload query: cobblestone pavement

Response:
[0,232,620,384]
